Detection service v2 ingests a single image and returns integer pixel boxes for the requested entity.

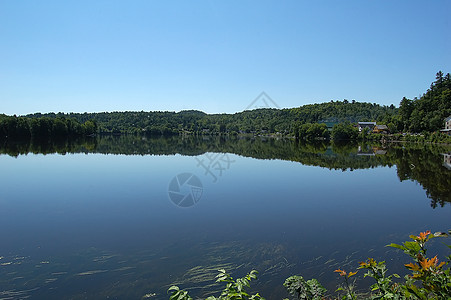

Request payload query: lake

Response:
[0,136,450,299]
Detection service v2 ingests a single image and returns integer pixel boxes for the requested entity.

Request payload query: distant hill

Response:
[23,100,397,135]
[1,71,449,138]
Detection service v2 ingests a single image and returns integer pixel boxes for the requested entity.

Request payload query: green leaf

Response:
[403,241,421,252]
[387,243,405,250]
[406,285,427,300]
[168,286,180,292]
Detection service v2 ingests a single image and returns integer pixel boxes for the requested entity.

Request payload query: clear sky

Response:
[1,0,450,115]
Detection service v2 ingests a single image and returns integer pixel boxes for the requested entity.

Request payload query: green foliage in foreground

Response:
[168,269,264,300]
[168,231,450,299]
[283,276,327,300]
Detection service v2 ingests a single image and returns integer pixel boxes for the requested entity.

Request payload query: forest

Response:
[0,115,97,139]
[0,71,450,140]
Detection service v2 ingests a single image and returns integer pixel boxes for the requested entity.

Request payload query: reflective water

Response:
[0,136,450,299]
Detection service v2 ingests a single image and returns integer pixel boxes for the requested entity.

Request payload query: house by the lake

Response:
[357,122,389,133]
[358,122,376,132]
[440,116,451,136]
[373,125,389,134]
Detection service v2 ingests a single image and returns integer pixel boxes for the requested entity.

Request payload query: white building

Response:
[440,116,451,136]
[358,122,376,132]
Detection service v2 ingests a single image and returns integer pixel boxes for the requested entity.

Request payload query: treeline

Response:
[21,102,396,137]
[20,101,396,138]
[0,115,97,139]
[21,103,397,137]
[293,122,362,141]
[2,72,449,139]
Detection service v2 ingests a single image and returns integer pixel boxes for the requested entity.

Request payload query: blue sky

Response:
[1,0,450,115]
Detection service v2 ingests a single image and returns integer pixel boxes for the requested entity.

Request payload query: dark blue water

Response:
[0,140,450,299]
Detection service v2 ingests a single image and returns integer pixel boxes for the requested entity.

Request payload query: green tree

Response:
[331,123,358,140]
[82,120,97,135]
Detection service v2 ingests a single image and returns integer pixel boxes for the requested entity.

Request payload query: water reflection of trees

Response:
[1,135,449,207]
[391,145,451,208]
[0,137,98,156]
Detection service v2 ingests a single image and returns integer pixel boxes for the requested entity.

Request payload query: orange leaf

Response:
[419,256,438,270]
[334,269,347,277]
[417,230,431,241]
[348,271,358,278]
[405,263,420,271]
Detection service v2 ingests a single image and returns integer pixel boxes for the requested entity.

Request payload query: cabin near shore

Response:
[440,116,451,136]
[357,122,389,134]
[373,125,389,134]
[357,122,376,132]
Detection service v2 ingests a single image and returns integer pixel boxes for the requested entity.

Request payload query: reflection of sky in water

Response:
[0,153,450,299]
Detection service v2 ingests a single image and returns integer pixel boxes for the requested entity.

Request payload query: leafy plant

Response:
[283,275,326,300]
[168,269,264,300]
[334,269,358,300]
[388,230,451,299]
[167,231,450,300]
[358,258,401,299]
[284,230,449,300]
[168,285,193,300]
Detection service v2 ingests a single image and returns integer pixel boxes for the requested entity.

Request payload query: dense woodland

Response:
[397,71,451,132]
[21,102,396,138]
[0,115,97,139]
[0,72,450,140]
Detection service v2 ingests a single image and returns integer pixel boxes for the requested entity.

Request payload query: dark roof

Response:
[375,150,387,155]
[358,122,376,125]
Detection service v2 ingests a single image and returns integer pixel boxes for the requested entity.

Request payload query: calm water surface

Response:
[0,137,450,299]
